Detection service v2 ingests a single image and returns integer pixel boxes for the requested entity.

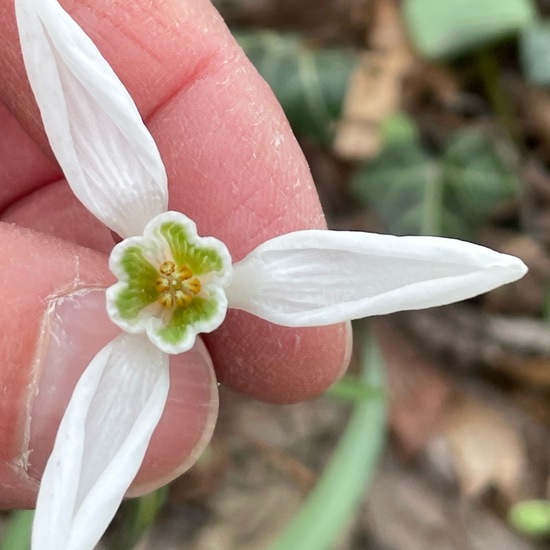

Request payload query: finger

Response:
[0,224,217,508]
[0,0,351,403]
[0,100,115,252]
[0,100,59,212]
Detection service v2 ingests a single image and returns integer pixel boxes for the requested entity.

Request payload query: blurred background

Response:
[5,0,550,548]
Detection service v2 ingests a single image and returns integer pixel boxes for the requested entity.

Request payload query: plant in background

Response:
[15,0,527,548]
[403,0,536,59]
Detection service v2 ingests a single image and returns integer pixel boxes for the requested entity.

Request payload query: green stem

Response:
[421,164,443,236]
[0,510,33,550]
[326,375,386,402]
[267,330,388,550]
[107,486,168,550]
[475,47,521,145]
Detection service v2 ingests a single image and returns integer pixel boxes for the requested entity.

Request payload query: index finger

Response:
[0,0,351,402]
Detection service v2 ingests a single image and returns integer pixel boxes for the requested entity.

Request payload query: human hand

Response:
[0,0,351,508]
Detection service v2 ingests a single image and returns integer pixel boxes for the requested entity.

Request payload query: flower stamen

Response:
[156,260,201,310]
[159,261,175,276]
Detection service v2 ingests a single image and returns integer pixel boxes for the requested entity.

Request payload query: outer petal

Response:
[32,333,170,550]
[15,0,168,238]
[225,230,528,326]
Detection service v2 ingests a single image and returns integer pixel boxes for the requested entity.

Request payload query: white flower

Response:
[106,211,232,354]
[15,0,527,548]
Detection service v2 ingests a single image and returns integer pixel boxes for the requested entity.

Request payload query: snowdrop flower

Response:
[15,0,527,548]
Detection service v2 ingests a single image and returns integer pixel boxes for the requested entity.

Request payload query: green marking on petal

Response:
[159,221,223,275]
[116,246,159,319]
[155,297,218,345]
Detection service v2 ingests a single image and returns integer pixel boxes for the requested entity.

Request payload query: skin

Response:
[0,0,351,508]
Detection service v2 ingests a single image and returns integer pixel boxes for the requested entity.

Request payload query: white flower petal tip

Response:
[107,211,233,354]
[15,0,168,238]
[225,230,529,326]
[32,334,169,550]
[485,252,528,282]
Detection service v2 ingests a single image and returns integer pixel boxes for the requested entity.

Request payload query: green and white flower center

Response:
[106,211,233,354]
[155,260,201,309]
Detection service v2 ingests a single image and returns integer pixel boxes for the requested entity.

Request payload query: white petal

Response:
[226,230,528,326]
[32,333,170,550]
[15,0,168,237]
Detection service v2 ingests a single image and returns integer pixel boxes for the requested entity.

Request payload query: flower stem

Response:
[0,510,33,550]
[107,486,169,550]
[267,328,388,550]
[475,46,521,145]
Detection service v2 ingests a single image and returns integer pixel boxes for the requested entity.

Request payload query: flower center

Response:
[155,260,201,309]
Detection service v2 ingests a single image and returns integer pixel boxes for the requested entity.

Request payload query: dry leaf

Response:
[363,451,533,550]
[511,80,550,160]
[442,394,525,500]
[333,0,413,159]
[482,233,550,315]
[375,320,451,457]
[522,159,550,248]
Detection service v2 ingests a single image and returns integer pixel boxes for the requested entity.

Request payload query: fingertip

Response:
[0,224,218,506]
[29,288,219,497]
[0,226,113,507]
[206,312,351,404]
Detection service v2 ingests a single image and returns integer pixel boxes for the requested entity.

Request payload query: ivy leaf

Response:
[520,21,550,87]
[441,130,519,232]
[352,136,445,236]
[351,116,519,238]
[235,30,357,143]
[403,0,536,59]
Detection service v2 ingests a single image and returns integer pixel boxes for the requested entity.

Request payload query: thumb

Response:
[0,223,218,508]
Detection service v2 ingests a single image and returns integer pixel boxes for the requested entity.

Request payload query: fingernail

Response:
[340,320,353,377]
[28,288,120,478]
[28,288,219,492]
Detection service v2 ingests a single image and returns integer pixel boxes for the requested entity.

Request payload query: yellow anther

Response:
[159,292,174,309]
[173,266,193,281]
[155,277,170,293]
[159,261,176,276]
[184,277,201,295]
[175,290,193,307]
[156,262,200,310]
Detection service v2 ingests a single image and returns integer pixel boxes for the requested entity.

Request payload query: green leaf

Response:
[235,30,357,143]
[326,375,386,402]
[355,140,444,235]
[442,130,519,231]
[520,21,550,87]
[403,0,536,59]
[380,111,419,144]
[351,120,519,238]
[0,510,33,550]
[350,114,446,236]
[107,486,169,550]
[508,500,550,537]
[268,331,387,550]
